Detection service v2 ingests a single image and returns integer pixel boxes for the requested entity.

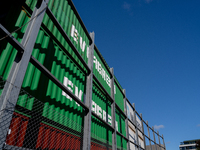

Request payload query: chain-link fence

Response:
[0,0,166,149]
[0,76,122,150]
[1,77,166,150]
[91,131,112,150]
[0,76,115,150]
[0,77,83,149]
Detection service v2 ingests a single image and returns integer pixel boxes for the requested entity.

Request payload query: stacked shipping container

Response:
[0,0,165,150]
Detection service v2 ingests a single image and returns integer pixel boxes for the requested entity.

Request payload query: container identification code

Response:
[71,24,111,88]
[62,76,118,131]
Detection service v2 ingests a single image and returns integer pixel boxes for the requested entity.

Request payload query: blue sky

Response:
[73,0,200,149]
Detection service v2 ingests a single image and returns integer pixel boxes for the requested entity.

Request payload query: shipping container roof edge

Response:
[114,76,125,98]
[94,44,113,78]
[70,0,126,94]
[69,0,93,45]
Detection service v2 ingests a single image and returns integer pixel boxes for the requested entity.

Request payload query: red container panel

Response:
[6,117,21,145]
[55,132,61,150]
[60,134,67,150]
[42,128,50,149]
[36,123,82,150]
[16,120,28,147]
[6,112,29,147]
[36,126,45,149]
[91,142,112,150]
[49,130,56,149]
[65,134,71,149]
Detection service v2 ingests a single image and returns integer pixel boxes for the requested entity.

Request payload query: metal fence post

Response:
[146,121,152,150]
[157,131,162,150]
[152,127,157,150]
[140,113,146,150]
[82,32,95,150]
[0,0,49,149]
[162,135,166,150]
[110,68,117,150]
[133,103,139,150]
[123,89,130,150]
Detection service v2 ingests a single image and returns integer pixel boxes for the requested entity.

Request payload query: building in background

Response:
[179,139,200,150]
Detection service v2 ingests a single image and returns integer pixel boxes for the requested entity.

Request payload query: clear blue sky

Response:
[73,0,200,149]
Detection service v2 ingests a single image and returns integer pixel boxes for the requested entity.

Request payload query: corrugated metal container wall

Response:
[93,47,111,95]
[22,30,86,127]
[5,113,29,147]
[91,81,112,148]
[0,0,37,80]
[0,0,37,143]
[114,77,125,111]
[0,1,37,111]
[128,123,137,150]
[116,109,127,149]
[45,0,90,68]
[123,138,128,150]
[35,123,82,150]
[115,109,126,135]
[21,21,86,133]
[127,101,134,122]
[0,0,131,150]
[128,119,145,150]
[25,0,38,10]
[116,134,127,150]
[114,77,127,149]
[1,0,88,148]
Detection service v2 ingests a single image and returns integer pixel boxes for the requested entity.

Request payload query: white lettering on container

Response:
[70,24,89,58]
[108,114,112,125]
[62,77,83,106]
[92,101,97,113]
[93,56,111,88]
[103,110,106,121]
[70,25,78,44]
[115,121,118,131]
[80,37,86,52]
[92,100,118,131]
[97,105,102,118]
[72,26,111,89]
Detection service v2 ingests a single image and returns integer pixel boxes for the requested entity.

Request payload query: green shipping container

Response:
[0,0,87,136]
[0,0,35,80]
[116,108,127,149]
[114,76,125,111]
[0,0,128,149]
[45,0,91,68]
[91,81,112,146]
[93,46,111,95]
